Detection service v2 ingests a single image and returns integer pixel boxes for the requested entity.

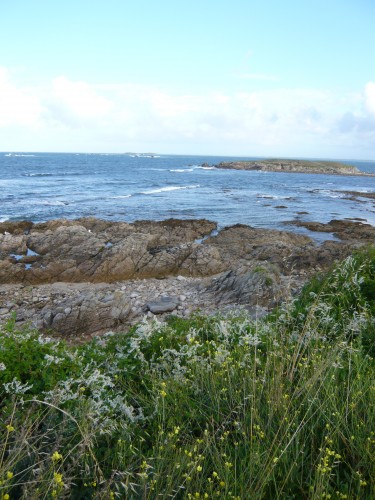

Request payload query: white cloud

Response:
[51,76,113,118]
[0,67,43,127]
[0,67,374,158]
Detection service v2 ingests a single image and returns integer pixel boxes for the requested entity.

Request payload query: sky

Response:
[0,0,374,159]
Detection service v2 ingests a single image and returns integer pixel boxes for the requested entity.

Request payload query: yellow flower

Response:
[52,451,63,462]
[5,425,14,433]
[160,390,167,398]
[54,472,64,486]
[3,494,10,500]
[6,471,13,480]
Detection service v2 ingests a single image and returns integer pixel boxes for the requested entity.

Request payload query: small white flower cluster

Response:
[43,362,145,434]
[3,377,33,394]
[44,354,65,366]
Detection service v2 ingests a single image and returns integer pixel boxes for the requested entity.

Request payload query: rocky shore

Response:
[209,159,374,176]
[1,217,375,339]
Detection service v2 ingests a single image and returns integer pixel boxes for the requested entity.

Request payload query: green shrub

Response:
[0,252,374,498]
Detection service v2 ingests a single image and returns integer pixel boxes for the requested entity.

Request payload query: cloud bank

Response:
[0,67,374,159]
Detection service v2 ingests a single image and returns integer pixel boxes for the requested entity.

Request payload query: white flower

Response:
[44,354,64,366]
[3,378,33,394]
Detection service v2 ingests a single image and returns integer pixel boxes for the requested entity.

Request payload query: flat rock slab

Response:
[146,296,179,314]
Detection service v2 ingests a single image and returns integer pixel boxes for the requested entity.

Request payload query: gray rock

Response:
[208,265,282,307]
[146,296,179,314]
[52,312,66,326]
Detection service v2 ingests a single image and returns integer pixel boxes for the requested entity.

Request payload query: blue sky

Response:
[1,0,374,158]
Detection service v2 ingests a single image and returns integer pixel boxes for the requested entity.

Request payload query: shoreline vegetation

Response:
[208,158,375,176]
[0,249,374,498]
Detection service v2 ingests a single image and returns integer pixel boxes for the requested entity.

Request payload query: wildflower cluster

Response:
[0,251,374,497]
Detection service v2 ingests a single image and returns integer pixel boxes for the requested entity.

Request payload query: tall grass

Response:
[0,250,374,498]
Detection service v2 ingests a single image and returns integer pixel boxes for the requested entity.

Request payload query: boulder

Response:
[146,296,179,314]
[208,264,282,307]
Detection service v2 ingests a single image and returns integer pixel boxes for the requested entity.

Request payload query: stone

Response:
[146,296,179,314]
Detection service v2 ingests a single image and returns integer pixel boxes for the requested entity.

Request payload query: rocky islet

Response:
[208,158,375,176]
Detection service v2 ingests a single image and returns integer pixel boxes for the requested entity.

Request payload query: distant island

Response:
[208,159,374,176]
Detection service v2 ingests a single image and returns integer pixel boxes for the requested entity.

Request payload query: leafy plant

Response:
[0,251,374,498]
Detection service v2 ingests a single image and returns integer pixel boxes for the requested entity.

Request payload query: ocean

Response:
[1,152,375,241]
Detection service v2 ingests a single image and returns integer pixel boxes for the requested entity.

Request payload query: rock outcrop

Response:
[286,219,375,242]
[1,217,374,338]
[0,218,218,284]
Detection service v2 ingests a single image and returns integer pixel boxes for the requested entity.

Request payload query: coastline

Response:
[1,216,375,338]
[2,153,375,230]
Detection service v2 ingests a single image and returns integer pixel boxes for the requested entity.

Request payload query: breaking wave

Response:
[140,185,200,195]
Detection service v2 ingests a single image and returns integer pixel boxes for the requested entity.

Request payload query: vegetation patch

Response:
[0,250,374,498]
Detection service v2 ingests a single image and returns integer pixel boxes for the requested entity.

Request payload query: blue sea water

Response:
[1,152,375,241]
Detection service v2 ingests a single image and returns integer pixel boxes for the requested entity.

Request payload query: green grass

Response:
[0,250,374,498]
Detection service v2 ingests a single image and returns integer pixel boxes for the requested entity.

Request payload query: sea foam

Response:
[141,185,200,195]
